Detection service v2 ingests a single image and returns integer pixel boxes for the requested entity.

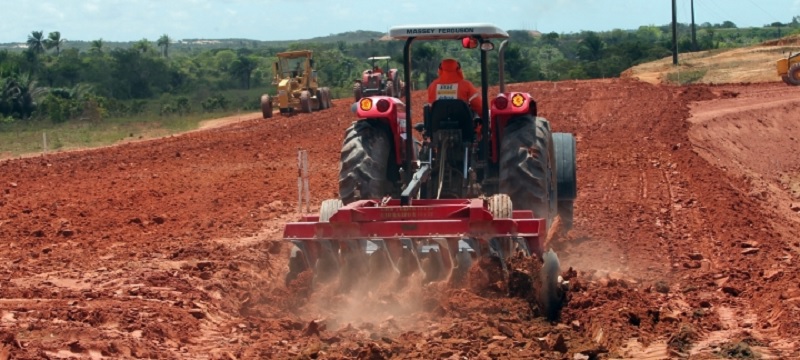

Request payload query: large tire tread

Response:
[339,121,393,204]
[260,94,273,119]
[499,115,556,229]
[553,132,577,201]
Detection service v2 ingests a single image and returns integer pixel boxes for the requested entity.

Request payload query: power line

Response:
[694,0,727,24]
[742,0,782,24]
[700,0,735,23]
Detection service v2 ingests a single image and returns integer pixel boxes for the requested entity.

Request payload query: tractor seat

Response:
[428,99,476,144]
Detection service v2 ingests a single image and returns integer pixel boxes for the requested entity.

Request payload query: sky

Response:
[1,0,799,43]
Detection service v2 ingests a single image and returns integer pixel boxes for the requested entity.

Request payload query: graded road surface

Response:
[1,78,799,359]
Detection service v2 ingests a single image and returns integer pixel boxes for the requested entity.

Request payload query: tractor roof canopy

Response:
[388,23,509,41]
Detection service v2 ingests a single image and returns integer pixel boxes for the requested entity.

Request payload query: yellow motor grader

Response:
[777,52,800,86]
[260,50,332,118]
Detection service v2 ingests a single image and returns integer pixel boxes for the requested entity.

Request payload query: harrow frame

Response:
[283,198,546,274]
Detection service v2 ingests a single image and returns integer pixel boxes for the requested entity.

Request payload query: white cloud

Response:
[39,2,66,20]
[83,2,100,13]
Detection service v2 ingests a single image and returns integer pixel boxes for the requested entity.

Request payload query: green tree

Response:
[542,32,560,46]
[132,38,154,54]
[110,48,171,99]
[214,49,237,72]
[51,48,82,86]
[90,39,104,54]
[229,54,257,89]
[157,34,171,58]
[411,43,440,87]
[578,32,605,62]
[27,31,46,54]
[0,73,48,119]
[45,31,65,56]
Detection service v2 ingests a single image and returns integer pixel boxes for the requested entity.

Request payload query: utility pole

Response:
[691,0,697,51]
[672,0,678,65]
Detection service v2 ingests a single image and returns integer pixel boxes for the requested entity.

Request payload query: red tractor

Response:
[353,56,403,102]
[283,23,577,320]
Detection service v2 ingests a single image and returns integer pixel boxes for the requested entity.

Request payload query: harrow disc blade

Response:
[285,245,309,286]
[539,249,565,321]
[338,240,370,292]
[450,249,473,287]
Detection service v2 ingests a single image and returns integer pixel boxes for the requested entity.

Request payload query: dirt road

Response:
[1,79,798,359]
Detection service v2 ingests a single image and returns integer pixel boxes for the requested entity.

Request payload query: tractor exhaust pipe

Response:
[498,40,508,93]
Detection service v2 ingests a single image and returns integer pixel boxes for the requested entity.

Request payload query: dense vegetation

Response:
[1,18,799,124]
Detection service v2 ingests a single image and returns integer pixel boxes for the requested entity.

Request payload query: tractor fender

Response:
[491,92,536,117]
[354,96,409,165]
[490,92,539,164]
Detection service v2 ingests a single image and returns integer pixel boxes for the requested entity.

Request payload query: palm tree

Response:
[26,31,46,54]
[157,34,171,58]
[45,31,65,56]
[132,38,153,54]
[90,39,104,54]
[1,73,48,118]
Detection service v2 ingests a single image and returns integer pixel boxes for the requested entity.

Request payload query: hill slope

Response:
[623,35,800,85]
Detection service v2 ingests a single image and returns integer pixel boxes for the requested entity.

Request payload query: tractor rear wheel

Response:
[300,91,312,113]
[353,82,363,103]
[500,115,557,234]
[339,120,394,205]
[385,80,394,98]
[260,94,273,119]
[787,63,800,86]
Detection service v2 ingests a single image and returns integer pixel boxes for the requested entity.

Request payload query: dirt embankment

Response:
[1,79,799,359]
[622,40,800,85]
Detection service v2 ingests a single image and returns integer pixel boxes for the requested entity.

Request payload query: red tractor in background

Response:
[353,56,404,102]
